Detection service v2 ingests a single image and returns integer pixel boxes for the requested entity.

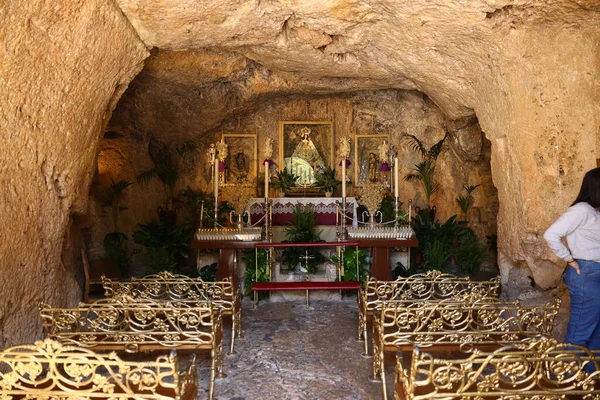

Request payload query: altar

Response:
[247,197,358,227]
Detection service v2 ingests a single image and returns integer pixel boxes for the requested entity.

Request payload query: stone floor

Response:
[193,297,394,400]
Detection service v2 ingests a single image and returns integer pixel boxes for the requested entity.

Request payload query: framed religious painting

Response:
[221,133,257,186]
[278,121,334,185]
[354,133,391,186]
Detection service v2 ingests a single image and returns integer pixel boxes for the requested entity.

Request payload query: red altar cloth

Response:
[247,197,358,226]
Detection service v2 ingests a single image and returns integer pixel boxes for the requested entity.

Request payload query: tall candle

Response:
[200,201,204,226]
[342,158,347,198]
[214,156,219,199]
[394,156,399,198]
[264,161,269,198]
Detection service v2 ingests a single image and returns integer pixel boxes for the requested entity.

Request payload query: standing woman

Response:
[544,167,600,352]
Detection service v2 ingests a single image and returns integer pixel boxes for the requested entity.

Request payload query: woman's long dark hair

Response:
[572,167,600,208]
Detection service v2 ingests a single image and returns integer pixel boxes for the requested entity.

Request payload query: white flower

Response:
[263,137,274,159]
[339,136,351,159]
[216,140,228,162]
[378,140,390,162]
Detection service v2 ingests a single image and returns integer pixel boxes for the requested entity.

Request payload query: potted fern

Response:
[271,167,299,197]
[403,133,446,209]
[314,166,341,197]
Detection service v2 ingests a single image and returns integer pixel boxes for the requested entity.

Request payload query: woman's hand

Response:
[567,259,580,274]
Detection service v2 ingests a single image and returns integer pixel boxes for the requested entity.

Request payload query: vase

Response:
[368,213,377,228]
[235,214,245,229]
[325,191,332,198]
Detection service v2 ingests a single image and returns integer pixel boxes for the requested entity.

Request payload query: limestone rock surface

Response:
[0,1,148,346]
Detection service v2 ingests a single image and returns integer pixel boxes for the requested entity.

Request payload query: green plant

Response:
[455,184,481,221]
[330,248,370,282]
[314,166,341,193]
[422,240,453,271]
[133,216,194,274]
[271,167,299,194]
[455,229,488,274]
[137,164,179,210]
[136,138,199,211]
[98,179,132,232]
[103,232,131,277]
[199,262,218,282]
[179,187,232,229]
[144,247,178,274]
[280,205,324,273]
[404,134,446,208]
[412,212,463,251]
[393,260,420,279]
[243,249,269,301]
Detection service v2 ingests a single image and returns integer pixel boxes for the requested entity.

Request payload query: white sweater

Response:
[543,202,600,262]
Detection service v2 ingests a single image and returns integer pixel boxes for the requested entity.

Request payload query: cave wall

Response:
[106,1,600,308]
[97,82,497,274]
[0,1,148,346]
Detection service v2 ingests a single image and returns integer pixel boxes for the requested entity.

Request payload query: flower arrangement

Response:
[356,182,388,215]
[339,136,351,159]
[271,168,299,195]
[314,166,341,195]
[222,186,255,216]
[216,139,228,172]
[378,140,390,172]
[262,137,275,169]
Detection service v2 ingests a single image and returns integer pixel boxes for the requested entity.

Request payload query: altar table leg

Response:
[370,247,392,281]
[217,248,238,286]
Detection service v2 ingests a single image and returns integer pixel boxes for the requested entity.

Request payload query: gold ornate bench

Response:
[373,295,561,400]
[102,270,242,355]
[0,338,197,400]
[395,337,600,399]
[39,297,224,400]
[358,271,501,356]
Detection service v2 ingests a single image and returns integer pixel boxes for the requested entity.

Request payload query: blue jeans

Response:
[564,259,600,372]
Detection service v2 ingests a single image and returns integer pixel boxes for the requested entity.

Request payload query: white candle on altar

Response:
[341,158,347,198]
[394,156,399,198]
[264,161,269,198]
[214,156,219,199]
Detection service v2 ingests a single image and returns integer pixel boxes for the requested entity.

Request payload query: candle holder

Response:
[264,198,272,243]
[394,196,400,230]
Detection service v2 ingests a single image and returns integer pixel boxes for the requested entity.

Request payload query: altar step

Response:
[251,281,361,307]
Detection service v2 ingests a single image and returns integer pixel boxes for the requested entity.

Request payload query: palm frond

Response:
[176,140,200,157]
[404,173,420,182]
[99,180,133,207]
[427,134,447,160]
[403,134,426,157]
[156,164,179,191]
[137,168,158,185]
[464,184,481,195]
[456,195,471,214]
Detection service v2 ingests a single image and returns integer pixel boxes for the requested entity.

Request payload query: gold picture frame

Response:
[278,121,334,185]
[354,133,391,186]
[221,133,258,186]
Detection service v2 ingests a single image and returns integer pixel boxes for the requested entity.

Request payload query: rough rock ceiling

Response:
[115,0,600,119]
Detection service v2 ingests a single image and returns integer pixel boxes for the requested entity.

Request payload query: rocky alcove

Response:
[2,0,599,346]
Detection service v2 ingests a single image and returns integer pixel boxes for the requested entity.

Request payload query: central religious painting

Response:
[278,121,334,186]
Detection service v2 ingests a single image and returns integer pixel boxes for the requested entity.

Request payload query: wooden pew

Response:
[358,271,501,356]
[372,295,561,400]
[0,338,197,400]
[102,271,242,355]
[39,296,224,400]
[395,337,600,399]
